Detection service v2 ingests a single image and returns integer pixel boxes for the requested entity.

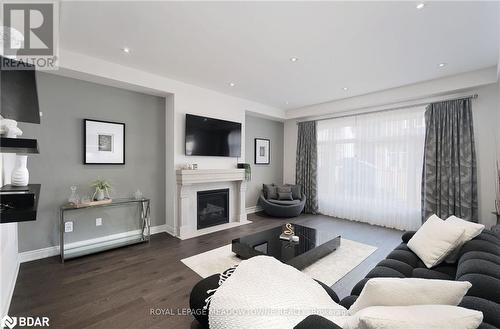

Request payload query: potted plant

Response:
[91,179,112,201]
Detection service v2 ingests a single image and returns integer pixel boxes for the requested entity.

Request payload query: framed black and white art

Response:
[84,119,125,164]
[254,138,270,165]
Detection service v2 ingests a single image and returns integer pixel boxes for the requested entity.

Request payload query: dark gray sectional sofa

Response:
[339,230,500,329]
[190,229,500,329]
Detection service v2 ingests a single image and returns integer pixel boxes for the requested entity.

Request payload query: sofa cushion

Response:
[365,266,406,279]
[407,214,465,268]
[348,277,472,314]
[475,231,500,244]
[385,249,425,268]
[445,216,484,263]
[277,185,292,194]
[401,231,417,243]
[459,251,500,267]
[460,296,500,329]
[457,258,500,280]
[278,192,293,200]
[412,268,454,280]
[345,305,483,329]
[286,184,302,200]
[293,315,343,329]
[189,273,219,328]
[262,184,277,199]
[458,273,500,305]
[340,295,359,309]
[375,259,414,277]
[458,239,500,259]
[268,199,300,206]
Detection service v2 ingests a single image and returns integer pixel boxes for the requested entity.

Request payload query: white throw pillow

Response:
[348,277,471,315]
[343,305,483,329]
[445,215,485,263]
[407,214,465,268]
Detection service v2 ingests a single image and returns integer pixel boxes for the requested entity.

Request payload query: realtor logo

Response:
[0,315,50,328]
[0,315,17,329]
[1,1,59,69]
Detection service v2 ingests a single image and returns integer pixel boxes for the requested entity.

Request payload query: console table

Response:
[59,198,150,263]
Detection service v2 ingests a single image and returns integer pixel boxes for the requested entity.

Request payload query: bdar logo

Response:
[0,315,17,329]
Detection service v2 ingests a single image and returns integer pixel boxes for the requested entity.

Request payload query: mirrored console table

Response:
[59,198,150,263]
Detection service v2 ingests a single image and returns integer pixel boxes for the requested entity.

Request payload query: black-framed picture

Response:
[254,138,270,165]
[84,119,125,164]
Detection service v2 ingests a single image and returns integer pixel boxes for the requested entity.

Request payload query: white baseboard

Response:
[19,224,168,263]
[246,205,263,214]
[164,224,175,236]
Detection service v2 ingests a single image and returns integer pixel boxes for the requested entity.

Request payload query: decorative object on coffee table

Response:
[254,138,270,164]
[91,178,111,201]
[279,223,295,240]
[232,223,341,270]
[84,119,125,164]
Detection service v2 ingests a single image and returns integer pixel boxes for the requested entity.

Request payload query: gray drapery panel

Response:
[296,121,318,214]
[421,98,478,222]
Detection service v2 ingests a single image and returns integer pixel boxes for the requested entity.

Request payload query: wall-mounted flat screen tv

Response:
[185,114,241,157]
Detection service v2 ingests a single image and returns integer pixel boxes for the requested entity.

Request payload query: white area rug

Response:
[181,238,377,286]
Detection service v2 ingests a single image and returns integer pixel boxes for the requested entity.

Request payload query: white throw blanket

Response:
[208,256,349,329]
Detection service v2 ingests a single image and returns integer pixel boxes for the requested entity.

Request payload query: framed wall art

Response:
[254,138,270,165]
[84,119,125,164]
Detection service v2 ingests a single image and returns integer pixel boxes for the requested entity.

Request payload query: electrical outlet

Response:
[65,221,73,233]
[96,218,102,226]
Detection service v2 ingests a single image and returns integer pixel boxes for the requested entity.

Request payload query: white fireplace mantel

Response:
[175,169,249,239]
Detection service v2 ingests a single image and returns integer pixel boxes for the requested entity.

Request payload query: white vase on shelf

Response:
[11,155,29,186]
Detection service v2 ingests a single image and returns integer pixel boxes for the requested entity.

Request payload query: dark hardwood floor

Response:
[10,213,402,329]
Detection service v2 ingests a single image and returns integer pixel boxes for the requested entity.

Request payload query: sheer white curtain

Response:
[317,106,425,231]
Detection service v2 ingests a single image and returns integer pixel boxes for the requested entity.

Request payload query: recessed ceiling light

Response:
[438,63,447,68]
[285,101,290,105]
[122,47,130,54]
[229,82,235,87]
[416,3,425,9]
[289,57,298,62]
[342,87,349,91]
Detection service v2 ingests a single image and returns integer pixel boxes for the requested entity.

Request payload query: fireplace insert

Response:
[197,188,229,229]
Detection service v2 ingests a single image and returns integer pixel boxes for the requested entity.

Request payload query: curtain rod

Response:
[297,93,478,124]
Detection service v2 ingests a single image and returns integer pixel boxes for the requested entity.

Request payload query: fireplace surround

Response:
[175,169,250,239]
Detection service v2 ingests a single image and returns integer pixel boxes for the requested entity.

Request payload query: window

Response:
[317,106,425,230]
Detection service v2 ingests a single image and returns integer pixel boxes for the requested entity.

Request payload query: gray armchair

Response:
[258,193,306,217]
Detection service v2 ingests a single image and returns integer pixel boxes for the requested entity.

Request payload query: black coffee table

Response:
[232,224,341,269]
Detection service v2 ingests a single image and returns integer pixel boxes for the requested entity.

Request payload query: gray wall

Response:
[470,81,500,228]
[245,114,284,208]
[18,72,166,252]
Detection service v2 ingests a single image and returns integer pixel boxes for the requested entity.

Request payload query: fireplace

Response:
[197,188,229,229]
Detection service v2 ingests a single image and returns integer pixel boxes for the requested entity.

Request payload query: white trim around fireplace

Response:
[175,169,251,239]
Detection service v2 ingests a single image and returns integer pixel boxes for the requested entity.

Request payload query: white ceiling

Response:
[59,1,499,110]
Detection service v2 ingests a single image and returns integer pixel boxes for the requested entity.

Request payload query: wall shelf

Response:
[0,184,40,223]
[0,137,39,154]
